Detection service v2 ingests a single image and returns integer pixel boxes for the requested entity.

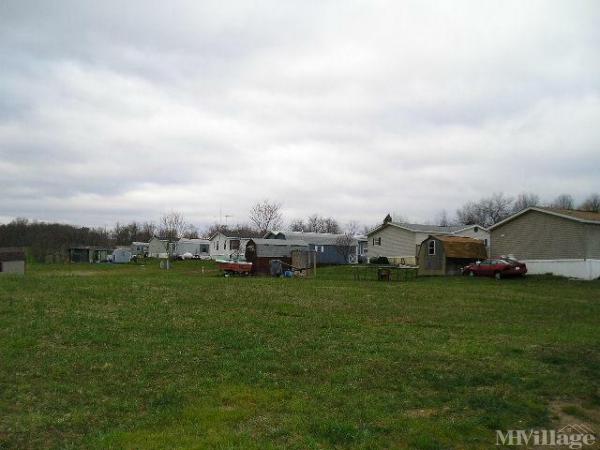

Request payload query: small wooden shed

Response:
[418,235,487,276]
[0,247,26,275]
[245,239,308,274]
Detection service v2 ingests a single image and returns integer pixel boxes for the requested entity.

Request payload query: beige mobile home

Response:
[367,218,488,264]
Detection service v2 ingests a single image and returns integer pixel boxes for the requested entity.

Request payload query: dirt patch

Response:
[525,400,600,449]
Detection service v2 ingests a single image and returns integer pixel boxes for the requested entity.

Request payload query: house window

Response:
[314,245,324,253]
[484,238,488,247]
[372,237,382,246]
[474,226,479,232]
[428,240,436,256]
[216,241,219,251]
[230,239,240,250]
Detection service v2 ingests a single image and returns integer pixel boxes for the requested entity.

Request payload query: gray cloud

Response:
[1,0,599,229]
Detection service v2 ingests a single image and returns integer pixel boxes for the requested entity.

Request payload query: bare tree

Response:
[335,233,356,263]
[182,224,199,239]
[249,200,283,233]
[302,214,341,233]
[306,214,321,232]
[139,222,156,242]
[551,194,575,210]
[159,211,187,241]
[512,192,540,213]
[344,220,361,236]
[289,218,305,231]
[457,193,513,227]
[435,210,451,227]
[321,217,341,234]
[205,222,227,238]
[579,193,600,212]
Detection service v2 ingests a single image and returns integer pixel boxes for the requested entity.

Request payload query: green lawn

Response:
[0,262,599,449]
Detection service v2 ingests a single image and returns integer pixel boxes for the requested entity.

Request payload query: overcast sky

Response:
[1,0,599,230]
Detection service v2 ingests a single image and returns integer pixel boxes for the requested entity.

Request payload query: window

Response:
[216,241,219,251]
[484,238,488,247]
[314,245,324,253]
[428,240,436,256]
[230,239,240,250]
[474,226,479,232]
[372,237,382,246]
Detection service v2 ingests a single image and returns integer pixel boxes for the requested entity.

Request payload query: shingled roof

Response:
[490,207,600,229]
[432,235,487,259]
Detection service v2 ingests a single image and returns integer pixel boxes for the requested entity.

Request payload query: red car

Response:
[462,258,527,279]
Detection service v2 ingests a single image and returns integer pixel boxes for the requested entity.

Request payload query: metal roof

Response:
[268,231,358,246]
[367,222,469,236]
[248,238,308,258]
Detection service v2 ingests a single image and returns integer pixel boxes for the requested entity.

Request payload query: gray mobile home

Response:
[490,207,600,280]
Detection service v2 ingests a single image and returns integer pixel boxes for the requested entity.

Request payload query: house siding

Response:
[454,227,490,244]
[210,233,249,259]
[148,238,169,257]
[490,210,586,259]
[369,226,416,259]
[584,224,600,259]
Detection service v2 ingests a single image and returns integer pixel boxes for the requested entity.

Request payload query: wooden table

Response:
[353,265,418,281]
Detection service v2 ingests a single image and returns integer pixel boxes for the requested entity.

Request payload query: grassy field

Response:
[0,261,599,449]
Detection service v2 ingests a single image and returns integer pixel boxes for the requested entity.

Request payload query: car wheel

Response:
[494,272,502,280]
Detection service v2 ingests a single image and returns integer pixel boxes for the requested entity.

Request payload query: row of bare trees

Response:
[437,192,600,228]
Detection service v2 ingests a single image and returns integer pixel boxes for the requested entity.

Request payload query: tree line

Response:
[2,193,598,262]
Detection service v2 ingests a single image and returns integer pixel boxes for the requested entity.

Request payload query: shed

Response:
[245,239,308,274]
[0,247,26,275]
[418,235,487,276]
[112,248,132,264]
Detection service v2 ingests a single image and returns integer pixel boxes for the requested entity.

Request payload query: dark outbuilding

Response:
[68,246,112,263]
[0,247,26,275]
[418,235,487,276]
[245,239,308,274]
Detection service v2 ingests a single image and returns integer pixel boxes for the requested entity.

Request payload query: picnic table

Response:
[353,264,418,281]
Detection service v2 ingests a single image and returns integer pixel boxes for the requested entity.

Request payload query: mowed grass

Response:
[0,262,599,449]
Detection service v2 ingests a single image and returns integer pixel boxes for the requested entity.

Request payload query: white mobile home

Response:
[209,232,251,260]
[175,238,210,257]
